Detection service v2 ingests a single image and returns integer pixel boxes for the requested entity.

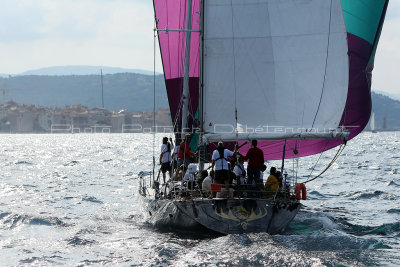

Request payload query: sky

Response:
[0,0,398,95]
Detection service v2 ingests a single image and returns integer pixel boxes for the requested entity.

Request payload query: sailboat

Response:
[139,0,389,234]
[371,112,377,133]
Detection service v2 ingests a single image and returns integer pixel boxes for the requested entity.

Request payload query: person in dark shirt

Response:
[242,139,264,197]
[177,133,195,167]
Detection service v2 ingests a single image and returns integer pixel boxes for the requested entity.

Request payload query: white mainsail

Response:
[202,0,349,141]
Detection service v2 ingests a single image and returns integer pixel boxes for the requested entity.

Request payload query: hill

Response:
[373,90,400,102]
[0,73,168,112]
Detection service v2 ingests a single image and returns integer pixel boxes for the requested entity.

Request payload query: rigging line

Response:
[295,104,306,151]
[307,140,330,179]
[230,0,239,144]
[295,158,299,185]
[153,15,157,183]
[304,142,346,184]
[311,0,333,129]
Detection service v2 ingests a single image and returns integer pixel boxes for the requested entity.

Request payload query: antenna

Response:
[100,69,104,108]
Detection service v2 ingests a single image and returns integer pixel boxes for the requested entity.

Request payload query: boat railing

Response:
[140,172,297,201]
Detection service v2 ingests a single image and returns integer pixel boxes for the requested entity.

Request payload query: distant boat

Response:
[139,0,389,235]
[371,112,377,133]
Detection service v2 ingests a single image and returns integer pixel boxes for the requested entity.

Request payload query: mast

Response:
[181,0,193,139]
[198,0,205,171]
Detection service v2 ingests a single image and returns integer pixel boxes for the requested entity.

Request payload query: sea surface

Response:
[0,132,399,266]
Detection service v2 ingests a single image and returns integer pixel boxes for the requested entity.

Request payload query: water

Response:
[0,132,399,266]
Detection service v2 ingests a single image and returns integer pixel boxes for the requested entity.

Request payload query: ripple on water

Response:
[63,160,79,166]
[387,208,400,214]
[347,190,398,200]
[388,180,400,186]
[338,218,400,238]
[66,236,96,246]
[81,196,103,204]
[0,213,70,229]
[15,161,33,165]
[307,190,325,200]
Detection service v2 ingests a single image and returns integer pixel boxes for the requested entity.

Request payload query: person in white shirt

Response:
[211,142,237,192]
[202,173,213,195]
[160,137,174,183]
[184,164,196,190]
[233,157,247,185]
[171,135,180,170]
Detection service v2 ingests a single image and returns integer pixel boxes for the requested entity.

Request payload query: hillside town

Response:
[0,101,172,133]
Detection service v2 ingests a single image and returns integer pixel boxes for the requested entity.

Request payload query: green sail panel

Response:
[342,0,387,45]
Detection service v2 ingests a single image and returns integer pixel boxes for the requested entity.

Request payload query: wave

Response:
[338,219,400,237]
[66,236,96,246]
[15,161,33,165]
[0,213,70,229]
[172,232,382,267]
[288,210,400,238]
[347,190,398,200]
[306,190,325,199]
[387,208,400,214]
[63,160,79,166]
[82,196,103,204]
[388,180,400,186]
[138,171,152,177]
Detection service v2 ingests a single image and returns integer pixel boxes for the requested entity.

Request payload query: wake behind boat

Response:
[141,0,389,235]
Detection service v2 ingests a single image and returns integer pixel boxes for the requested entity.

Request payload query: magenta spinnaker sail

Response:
[153,0,201,130]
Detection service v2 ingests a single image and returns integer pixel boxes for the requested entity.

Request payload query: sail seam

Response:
[311,0,333,129]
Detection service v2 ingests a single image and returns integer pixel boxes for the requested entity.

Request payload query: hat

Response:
[188,163,197,174]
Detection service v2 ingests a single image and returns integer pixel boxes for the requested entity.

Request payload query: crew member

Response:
[242,139,264,197]
[160,137,173,183]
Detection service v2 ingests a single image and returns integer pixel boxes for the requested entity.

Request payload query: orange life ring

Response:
[295,183,307,200]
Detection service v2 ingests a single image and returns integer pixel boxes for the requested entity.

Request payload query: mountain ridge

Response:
[4,65,159,76]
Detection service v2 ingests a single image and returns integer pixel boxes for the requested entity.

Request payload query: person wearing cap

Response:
[211,141,237,195]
